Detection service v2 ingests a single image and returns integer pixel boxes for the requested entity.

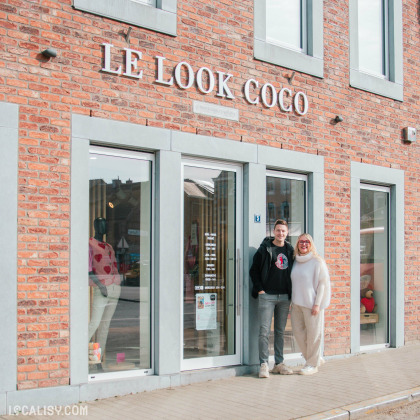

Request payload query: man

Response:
[250,219,294,378]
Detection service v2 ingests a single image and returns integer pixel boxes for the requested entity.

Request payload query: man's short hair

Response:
[274,219,288,229]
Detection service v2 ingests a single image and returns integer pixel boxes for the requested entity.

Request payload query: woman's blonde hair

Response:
[294,233,322,260]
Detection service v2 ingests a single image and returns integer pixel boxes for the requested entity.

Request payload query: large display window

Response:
[88,146,152,375]
[360,185,390,347]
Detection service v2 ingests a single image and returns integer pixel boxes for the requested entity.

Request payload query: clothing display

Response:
[89,237,121,287]
[88,220,122,365]
[88,283,121,357]
[89,342,102,363]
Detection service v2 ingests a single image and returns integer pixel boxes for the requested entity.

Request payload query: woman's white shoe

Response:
[299,365,318,375]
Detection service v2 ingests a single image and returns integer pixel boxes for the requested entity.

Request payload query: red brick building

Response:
[0,0,418,412]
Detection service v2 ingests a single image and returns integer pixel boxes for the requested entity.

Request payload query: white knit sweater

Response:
[291,252,331,310]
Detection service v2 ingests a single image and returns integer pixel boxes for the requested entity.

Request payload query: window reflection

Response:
[88,151,152,374]
[266,176,306,247]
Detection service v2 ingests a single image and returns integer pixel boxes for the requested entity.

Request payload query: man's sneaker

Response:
[259,362,269,378]
[272,363,293,375]
[318,357,326,366]
[299,365,318,375]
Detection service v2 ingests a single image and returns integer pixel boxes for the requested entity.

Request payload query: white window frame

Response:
[254,0,324,78]
[73,0,177,36]
[359,183,391,352]
[87,146,155,381]
[350,162,404,353]
[180,157,243,371]
[349,0,403,101]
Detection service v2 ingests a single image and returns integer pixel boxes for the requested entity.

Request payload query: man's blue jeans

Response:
[258,293,290,365]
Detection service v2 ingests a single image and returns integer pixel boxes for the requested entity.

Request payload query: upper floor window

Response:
[357,0,387,78]
[266,0,305,52]
[73,0,177,36]
[254,0,324,78]
[349,0,403,101]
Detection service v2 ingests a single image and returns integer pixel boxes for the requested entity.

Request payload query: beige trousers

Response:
[291,303,323,367]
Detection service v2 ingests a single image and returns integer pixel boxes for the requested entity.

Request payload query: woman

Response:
[291,233,331,375]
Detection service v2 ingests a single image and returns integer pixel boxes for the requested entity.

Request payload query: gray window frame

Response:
[349,0,403,101]
[71,114,325,387]
[254,0,324,78]
[0,102,18,400]
[73,0,177,37]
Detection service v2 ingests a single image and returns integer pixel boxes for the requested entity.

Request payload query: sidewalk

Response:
[2,344,419,420]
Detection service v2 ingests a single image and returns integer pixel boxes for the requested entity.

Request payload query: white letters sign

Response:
[102,43,309,116]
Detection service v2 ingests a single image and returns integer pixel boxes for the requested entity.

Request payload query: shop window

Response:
[88,146,152,375]
[350,162,404,351]
[266,171,307,356]
[73,0,177,36]
[360,186,389,347]
[254,0,324,78]
[349,0,403,101]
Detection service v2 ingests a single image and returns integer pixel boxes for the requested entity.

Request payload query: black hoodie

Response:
[249,237,294,299]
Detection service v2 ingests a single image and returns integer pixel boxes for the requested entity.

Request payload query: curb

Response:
[296,387,420,419]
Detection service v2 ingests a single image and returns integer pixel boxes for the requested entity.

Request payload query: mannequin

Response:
[88,217,122,366]
[90,217,109,297]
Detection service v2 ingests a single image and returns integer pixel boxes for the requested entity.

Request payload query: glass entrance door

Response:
[182,160,242,370]
[360,185,390,347]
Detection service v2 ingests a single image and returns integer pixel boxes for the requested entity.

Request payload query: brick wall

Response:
[0,0,418,389]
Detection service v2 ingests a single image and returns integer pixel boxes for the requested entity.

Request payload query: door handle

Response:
[236,249,241,316]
